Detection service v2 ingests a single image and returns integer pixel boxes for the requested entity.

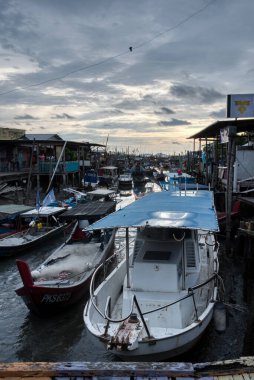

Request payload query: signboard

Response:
[220,127,229,143]
[227,94,254,118]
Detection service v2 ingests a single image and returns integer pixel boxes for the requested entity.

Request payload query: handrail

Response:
[89,237,136,314]
[90,268,218,325]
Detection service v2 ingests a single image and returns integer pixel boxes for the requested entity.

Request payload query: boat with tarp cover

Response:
[15,201,117,315]
[84,189,220,361]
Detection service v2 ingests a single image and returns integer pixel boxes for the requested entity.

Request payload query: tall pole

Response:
[225,127,236,254]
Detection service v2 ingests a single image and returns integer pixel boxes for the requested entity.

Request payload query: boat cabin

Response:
[131,227,200,292]
[86,189,117,202]
[130,227,200,293]
[98,166,118,186]
[122,227,203,329]
[20,206,66,230]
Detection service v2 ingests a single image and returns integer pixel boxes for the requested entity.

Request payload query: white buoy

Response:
[213,301,227,333]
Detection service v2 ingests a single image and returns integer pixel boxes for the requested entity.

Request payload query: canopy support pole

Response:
[126,227,130,288]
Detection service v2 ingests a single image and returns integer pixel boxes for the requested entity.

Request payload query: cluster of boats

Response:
[1,170,223,361]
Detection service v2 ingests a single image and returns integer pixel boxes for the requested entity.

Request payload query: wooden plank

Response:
[0,362,194,378]
[2,378,51,380]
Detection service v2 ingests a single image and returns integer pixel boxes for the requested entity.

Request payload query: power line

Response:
[0,0,216,97]
[133,0,216,50]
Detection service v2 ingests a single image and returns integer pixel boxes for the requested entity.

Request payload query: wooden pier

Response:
[1,357,254,380]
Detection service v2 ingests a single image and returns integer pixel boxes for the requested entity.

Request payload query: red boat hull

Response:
[15,231,115,316]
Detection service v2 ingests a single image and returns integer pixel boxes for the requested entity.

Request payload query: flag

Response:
[36,190,40,210]
[42,188,56,207]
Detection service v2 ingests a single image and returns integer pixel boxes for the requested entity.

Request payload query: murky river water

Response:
[0,188,248,363]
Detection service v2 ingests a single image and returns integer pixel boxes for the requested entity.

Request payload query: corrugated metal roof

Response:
[61,201,116,220]
[20,206,66,217]
[87,190,219,231]
[22,134,63,141]
[188,118,254,139]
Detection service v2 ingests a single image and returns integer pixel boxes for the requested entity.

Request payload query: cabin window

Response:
[143,250,171,261]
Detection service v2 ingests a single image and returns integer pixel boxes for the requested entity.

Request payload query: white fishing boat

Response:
[84,189,220,361]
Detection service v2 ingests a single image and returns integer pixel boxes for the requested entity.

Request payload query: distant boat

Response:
[83,170,99,189]
[15,201,117,315]
[84,189,220,361]
[86,188,117,202]
[98,166,118,187]
[0,206,71,258]
[118,173,133,195]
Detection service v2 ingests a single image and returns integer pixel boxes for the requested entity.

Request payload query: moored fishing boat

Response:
[15,201,117,316]
[0,206,71,258]
[98,166,118,187]
[84,189,220,361]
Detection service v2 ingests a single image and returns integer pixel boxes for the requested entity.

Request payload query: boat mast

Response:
[45,140,67,194]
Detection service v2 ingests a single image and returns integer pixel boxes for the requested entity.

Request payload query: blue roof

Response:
[88,190,219,232]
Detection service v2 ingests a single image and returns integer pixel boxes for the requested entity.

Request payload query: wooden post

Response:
[26,138,35,196]
[36,143,40,191]
[225,126,236,254]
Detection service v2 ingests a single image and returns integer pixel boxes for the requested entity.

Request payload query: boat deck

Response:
[0,357,254,380]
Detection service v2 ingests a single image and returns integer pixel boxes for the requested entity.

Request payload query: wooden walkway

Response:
[0,357,254,380]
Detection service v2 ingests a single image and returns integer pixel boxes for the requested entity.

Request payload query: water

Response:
[0,190,248,363]
[0,235,116,362]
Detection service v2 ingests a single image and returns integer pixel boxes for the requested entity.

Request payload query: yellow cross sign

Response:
[234,100,251,114]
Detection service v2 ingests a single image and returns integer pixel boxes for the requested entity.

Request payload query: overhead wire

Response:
[0,0,217,97]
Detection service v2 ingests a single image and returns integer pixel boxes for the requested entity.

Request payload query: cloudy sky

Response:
[0,0,253,154]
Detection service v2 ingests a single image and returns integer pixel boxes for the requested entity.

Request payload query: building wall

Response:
[235,149,254,181]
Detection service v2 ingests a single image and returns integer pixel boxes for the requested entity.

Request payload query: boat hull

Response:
[16,231,115,316]
[0,222,73,258]
[16,275,91,316]
[86,313,214,361]
[106,308,214,361]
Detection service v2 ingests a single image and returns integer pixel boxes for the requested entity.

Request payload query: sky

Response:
[0,0,254,155]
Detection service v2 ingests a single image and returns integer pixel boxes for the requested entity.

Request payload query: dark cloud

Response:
[1,0,254,153]
[170,84,224,104]
[14,114,38,120]
[158,118,191,126]
[155,107,175,115]
[52,113,75,119]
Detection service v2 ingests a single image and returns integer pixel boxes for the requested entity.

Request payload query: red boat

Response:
[15,201,117,316]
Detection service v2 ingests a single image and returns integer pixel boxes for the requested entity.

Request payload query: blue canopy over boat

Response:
[87,190,219,232]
